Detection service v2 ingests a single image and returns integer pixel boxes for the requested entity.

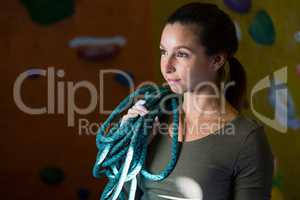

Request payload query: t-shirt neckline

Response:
[163,114,243,144]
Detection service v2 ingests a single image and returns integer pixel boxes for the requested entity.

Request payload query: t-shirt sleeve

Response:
[233,125,274,200]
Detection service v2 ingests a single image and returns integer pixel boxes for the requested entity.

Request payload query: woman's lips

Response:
[167,78,181,83]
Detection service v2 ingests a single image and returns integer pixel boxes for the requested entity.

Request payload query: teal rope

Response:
[93,84,181,200]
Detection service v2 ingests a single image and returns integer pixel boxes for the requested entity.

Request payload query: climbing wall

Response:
[0,0,153,199]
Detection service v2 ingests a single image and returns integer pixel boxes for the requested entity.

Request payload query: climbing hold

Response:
[295,31,300,43]
[20,0,74,25]
[296,64,300,76]
[26,68,44,79]
[268,81,300,130]
[272,172,284,200]
[77,187,90,200]
[224,0,251,14]
[69,36,126,61]
[39,166,65,186]
[249,10,276,45]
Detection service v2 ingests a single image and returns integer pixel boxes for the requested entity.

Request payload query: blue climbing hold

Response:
[249,10,276,45]
[39,166,65,186]
[77,187,90,200]
[224,0,251,14]
[268,80,300,130]
[26,68,44,79]
[20,0,75,25]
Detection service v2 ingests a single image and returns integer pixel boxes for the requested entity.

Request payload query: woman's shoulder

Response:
[231,114,273,160]
[227,115,274,173]
[232,115,274,181]
[231,114,265,138]
[219,114,269,150]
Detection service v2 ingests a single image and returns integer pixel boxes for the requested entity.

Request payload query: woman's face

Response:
[160,23,217,94]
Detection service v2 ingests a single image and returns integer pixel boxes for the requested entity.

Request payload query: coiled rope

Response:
[93,84,181,200]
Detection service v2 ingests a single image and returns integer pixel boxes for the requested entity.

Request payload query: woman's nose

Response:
[165,56,176,73]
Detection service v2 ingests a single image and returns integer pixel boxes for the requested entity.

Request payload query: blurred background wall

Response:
[1,0,300,199]
[1,0,153,199]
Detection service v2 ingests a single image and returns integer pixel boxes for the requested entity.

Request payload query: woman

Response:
[123,2,274,200]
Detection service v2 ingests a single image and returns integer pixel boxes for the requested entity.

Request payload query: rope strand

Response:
[93,85,181,199]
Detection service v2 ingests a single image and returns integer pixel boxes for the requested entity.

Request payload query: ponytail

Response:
[226,57,248,111]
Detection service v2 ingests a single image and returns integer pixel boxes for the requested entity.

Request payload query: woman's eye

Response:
[176,51,189,58]
[160,49,166,56]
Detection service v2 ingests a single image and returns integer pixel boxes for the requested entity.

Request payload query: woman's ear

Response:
[210,53,227,71]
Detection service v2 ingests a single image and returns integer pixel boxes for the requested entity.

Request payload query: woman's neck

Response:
[177,90,239,142]
[181,87,239,118]
[182,91,223,118]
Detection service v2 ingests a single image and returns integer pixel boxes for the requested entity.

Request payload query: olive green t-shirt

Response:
[133,115,274,200]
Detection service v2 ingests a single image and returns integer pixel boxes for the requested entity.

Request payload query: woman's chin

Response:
[169,84,185,94]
